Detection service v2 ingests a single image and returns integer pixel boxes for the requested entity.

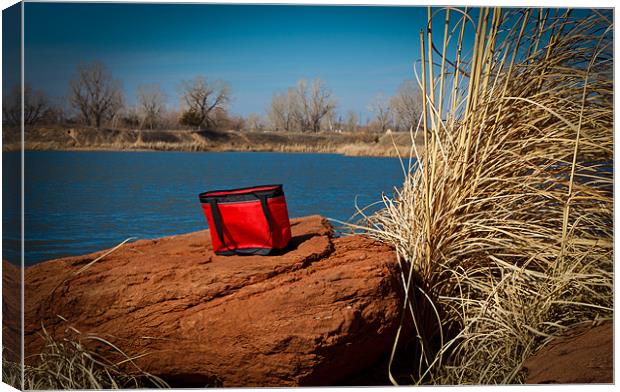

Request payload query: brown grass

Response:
[5,126,418,158]
[353,7,612,385]
[3,323,169,389]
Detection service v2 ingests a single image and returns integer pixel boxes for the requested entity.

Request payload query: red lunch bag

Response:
[199,184,292,255]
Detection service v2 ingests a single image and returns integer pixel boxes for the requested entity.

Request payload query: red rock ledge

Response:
[18,215,402,387]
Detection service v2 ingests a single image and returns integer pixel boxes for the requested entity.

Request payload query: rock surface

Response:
[2,260,21,363]
[523,321,613,384]
[21,215,402,387]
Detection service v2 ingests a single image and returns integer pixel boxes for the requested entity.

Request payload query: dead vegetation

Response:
[4,126,419,157]
[3,324,168,389]
[354,7,613,385]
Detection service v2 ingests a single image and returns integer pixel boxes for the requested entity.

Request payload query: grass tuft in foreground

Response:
[3,325,169,389]
[357,7,612,385]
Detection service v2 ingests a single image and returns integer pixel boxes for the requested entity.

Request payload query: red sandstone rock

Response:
[523,321,613,384]
[21,215,402,387]
[2,260,21,363]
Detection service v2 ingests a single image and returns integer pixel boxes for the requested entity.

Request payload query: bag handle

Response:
[208,199,227,247]
[208,194,274,255]
[256,193,274,236]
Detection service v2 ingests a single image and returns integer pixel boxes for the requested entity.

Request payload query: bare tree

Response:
[120,105,141,128]
[268,78,335,132]
[268,91,291,131]
[137,83,166,130]
[345,110,359,132]
[45,95,71,125]
[293,79,310,131]
[69,61,124,128]
[321,108,339,132]
[3,84,50,126]
[178,76,230,130]
[4,85,25,126]
[245,113,264,132]
[295,78,336,132]
[268,87,303,131]
[390,80,422,132]
[221,112,245,132]
[310,79,337,132]
[287,87,304,131]
[160,109,182,129]
[369,93,392,133]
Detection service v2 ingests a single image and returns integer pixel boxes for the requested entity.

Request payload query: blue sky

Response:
[10,4,602,120]
[23,3,440,120]
[2,2,20,94]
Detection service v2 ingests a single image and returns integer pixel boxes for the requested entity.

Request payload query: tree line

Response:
[3,60,422,133]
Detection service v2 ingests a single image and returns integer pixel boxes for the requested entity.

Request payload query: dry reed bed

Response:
[356,7,613,385]
[10,124,418,156]
[19,140,414,157]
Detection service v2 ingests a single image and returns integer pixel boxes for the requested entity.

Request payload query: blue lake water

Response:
[3,151,407,265]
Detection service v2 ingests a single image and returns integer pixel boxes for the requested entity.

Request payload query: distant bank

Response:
[3,127,420,158]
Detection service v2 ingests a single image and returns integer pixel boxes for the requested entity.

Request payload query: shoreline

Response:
[6,145,414,158]
[3,126,421,158]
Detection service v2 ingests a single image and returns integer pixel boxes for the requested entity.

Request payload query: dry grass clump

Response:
[2,348,22,389]
[3,325,168,389]
[358,7,612,384]
[337,143,412,157]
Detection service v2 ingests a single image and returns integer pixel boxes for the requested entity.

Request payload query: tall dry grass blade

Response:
[355,7,612,385]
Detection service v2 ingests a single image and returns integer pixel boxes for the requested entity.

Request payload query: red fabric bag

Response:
[199,184,292,255]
